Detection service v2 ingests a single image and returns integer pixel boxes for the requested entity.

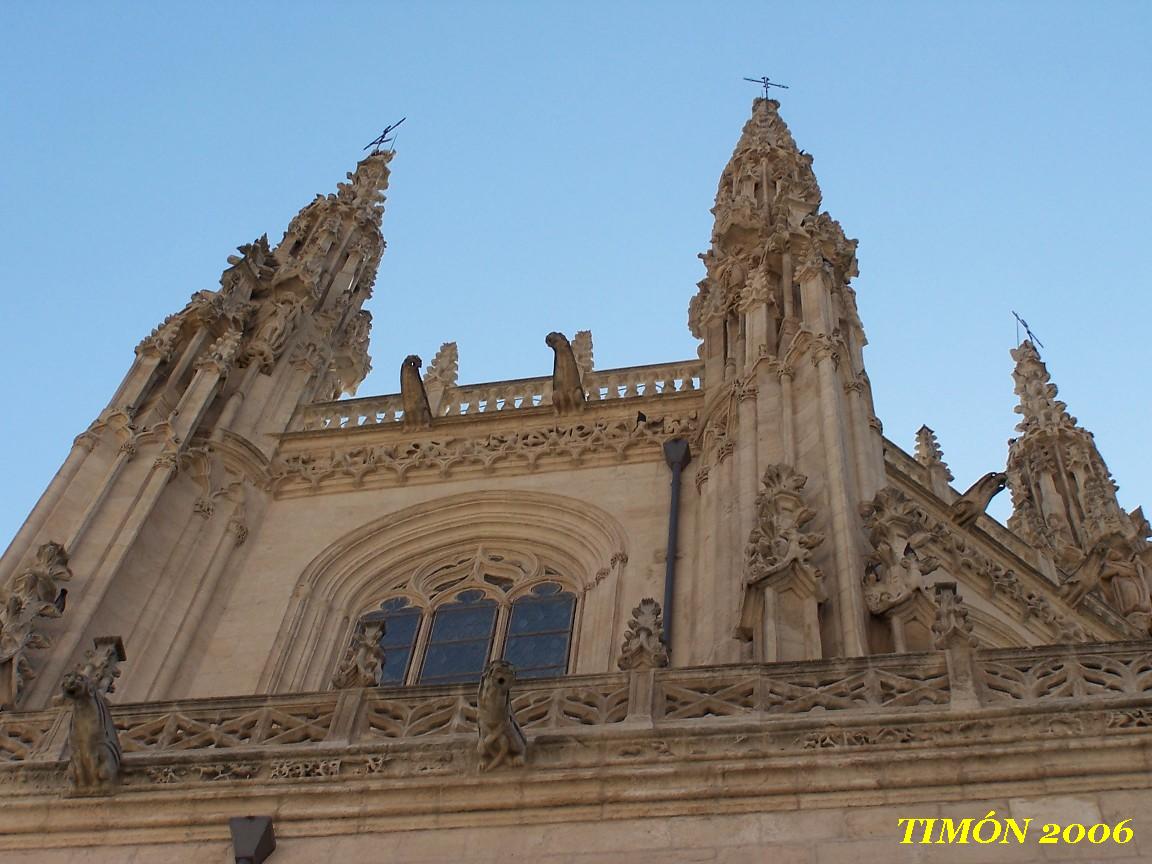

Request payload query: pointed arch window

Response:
[346,547,579,688]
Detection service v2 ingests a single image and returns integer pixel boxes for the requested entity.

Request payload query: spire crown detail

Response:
[1010,340,1076,433]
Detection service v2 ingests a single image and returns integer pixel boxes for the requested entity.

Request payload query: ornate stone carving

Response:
[476,660,526,771]
[331,621,386,689]
[243,293,307,373]
[60,666,122,792]
[1006,340,1135,573]
[423,341,458,414]
[271,412,699,494]
[0,542,72,710]
[571,330,594,379]
[618,599,669,670]
[860,488,940,615]
[546,331,586,415]
[399,354,433,431]
[914,425,953,482]
[194,328,243,375]
[932,582,975,650]
[1061,533,1152,634]
[738,465,825,660]
[950,471,1007,528]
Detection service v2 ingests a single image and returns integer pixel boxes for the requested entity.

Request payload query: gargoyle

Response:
[546,332,586,415]
[950,471,1008,527]
[476,659,526,771]
[60,670,122,792]
[400,354,433,430]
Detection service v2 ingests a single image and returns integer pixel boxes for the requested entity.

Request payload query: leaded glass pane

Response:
[368,597,422,685]
[504,584,575,679]
[418,591,497,685]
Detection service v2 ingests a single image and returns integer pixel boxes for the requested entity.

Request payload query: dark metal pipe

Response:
[661,437,691,658]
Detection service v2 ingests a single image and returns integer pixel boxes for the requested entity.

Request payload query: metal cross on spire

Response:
[743,76,790,98]
[1012,310,1046,350]
[363,117,407,154]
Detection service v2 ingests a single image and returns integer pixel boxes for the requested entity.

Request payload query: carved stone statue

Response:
[1061,533,1152,633]
[476,659,526,771]
[61,669,122,791]
[331,621,386,689]
[546,332,586,415]
[618,598,670,670]
[400,354,433,430]
[950,471,1008,528]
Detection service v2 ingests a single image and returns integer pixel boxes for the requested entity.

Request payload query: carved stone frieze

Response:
[270,411,698,494]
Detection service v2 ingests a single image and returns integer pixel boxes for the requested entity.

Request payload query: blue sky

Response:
[1,2,1149,544]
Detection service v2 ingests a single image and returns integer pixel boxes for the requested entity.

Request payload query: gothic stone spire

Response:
[687,99,861,366]
[1006,341,1141,573]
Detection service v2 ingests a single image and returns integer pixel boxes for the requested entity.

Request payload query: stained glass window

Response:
[503,582,576,679]
[370,596,422,685]
[418,589,498,685]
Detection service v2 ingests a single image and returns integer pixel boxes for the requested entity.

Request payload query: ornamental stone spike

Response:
[915,425,954,483]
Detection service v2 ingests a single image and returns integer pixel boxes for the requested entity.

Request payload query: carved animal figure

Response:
[950,471,1008,527]
[476,660,526,771]
[545,332,586,415]
[400,354,433,430]
[60,671,122,791]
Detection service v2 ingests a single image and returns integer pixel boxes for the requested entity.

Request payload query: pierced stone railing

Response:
[6,642,1152,766]
[292,360,703,432]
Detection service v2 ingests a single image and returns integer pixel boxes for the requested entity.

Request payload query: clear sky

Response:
[1,2,1149,546]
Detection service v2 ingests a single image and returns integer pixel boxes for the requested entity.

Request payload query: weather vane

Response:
[1012,310,1045,350]
[743,76,789,98]
[363,117,407,154]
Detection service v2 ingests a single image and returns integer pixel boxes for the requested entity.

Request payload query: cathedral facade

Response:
[1,100,1150,863]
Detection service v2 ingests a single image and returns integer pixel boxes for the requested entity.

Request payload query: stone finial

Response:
[400,355,433,430]
[931,582,976,650]
[914,425,953,482]
[618,598,669,671]
[546,332,586,415]
[424,341,459,391]
[1010,340,1075,434]
[0,542,72,710]
[476,660,526,771]
[571,330,594,379]
[331,621,386,689]
[60,636,126,792]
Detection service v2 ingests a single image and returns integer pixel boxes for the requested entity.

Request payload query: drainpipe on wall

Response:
[661,438,692,660]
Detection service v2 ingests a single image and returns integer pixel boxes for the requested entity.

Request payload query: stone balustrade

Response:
[292,360,703,432]
[4,641,1152,769]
